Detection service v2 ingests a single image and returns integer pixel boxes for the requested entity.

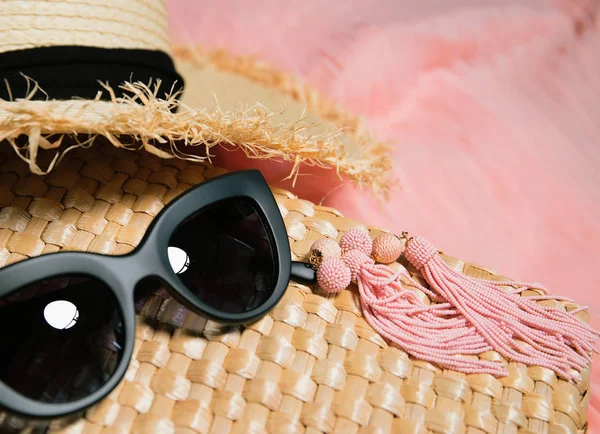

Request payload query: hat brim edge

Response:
[0,78,391,198]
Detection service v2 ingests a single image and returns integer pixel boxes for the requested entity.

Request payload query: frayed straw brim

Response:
[173,46,393,195]
[0,80,391,196]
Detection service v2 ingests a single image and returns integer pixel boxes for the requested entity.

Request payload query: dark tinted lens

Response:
[169,197,277,314]
[0,276,124,403]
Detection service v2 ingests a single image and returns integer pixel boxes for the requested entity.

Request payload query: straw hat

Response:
[0,1,592,433]
[0,0,391,193]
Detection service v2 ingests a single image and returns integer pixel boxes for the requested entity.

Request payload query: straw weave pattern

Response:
[0,142,591,434]
[0,0,170,54]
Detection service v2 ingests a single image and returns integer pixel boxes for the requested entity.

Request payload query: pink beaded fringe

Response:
[314,231,599,380]
[376,236,598,379]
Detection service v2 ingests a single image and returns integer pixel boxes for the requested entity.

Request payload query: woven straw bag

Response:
[0,1,592,433]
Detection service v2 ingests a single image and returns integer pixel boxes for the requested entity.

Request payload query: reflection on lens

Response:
[169,197,277,314]
[44,300,79,329]
[0,276,124,403]
[168,246,190,274]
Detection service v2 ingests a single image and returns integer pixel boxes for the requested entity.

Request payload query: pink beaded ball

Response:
[339,228,373,255]
[310,238,342,260]
[317,258,352,293]
[342,249,374,283]
[372,233,404,264]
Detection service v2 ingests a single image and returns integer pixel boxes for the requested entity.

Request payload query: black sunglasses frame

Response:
[0,170,314,419]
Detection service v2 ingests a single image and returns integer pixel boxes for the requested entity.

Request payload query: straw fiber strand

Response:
[0,141,591,434]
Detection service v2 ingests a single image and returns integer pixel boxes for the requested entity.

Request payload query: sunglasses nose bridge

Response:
[105,251,152,291]
[125,240,169,283]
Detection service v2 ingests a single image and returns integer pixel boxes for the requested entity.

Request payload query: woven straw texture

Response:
[0,0,170,54]
[0,140,591,434]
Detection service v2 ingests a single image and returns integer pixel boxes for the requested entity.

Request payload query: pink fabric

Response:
[167,1,600,429]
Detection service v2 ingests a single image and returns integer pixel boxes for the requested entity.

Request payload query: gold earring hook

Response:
[399,231,413,247]
[309,250,323,270]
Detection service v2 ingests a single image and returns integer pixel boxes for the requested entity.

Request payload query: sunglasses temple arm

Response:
[291,261,317,285]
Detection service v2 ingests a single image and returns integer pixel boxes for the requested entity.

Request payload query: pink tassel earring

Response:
[309,230,599,380]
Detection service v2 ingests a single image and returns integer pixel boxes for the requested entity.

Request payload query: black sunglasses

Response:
[0,170,315,419]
